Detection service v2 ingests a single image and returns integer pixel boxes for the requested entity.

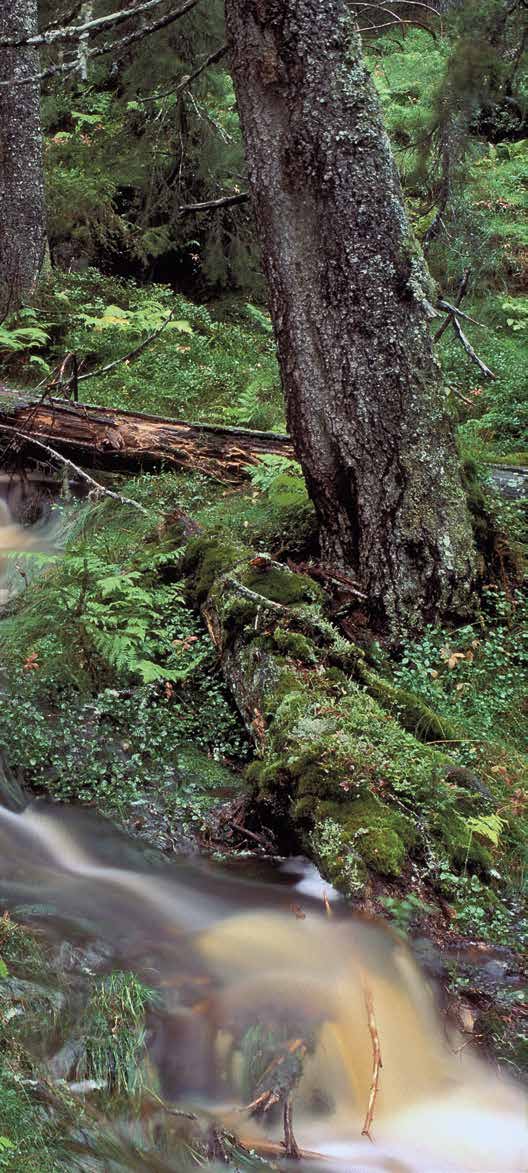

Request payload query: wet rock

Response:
[0,755,26,811]
[48,1037,86,1081]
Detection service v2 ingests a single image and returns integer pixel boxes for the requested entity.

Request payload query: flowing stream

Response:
[0,802,526,1172]
[0,489,527,1171]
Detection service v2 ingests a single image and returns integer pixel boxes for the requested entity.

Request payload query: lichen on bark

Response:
[0,0,46,318]
[225,0,477,640]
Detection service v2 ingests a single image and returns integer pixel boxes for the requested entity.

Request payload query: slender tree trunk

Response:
[225,0,476,638]
[0,0,46,319]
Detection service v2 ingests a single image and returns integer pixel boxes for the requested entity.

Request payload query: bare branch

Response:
[74,306,180,386]
[352,0,443,18]
[433,269,470,343]
[141,43,228,102]
[178,191,249,213]
[0,426,150,515]
[452,316,496,380]
[437,299,487,329]
[358,17,437,37]
[0,0,174,47]
[0,0,203,87]
[353,0,442,37]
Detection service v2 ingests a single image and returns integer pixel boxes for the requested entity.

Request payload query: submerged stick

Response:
[283,1094,301,1160]
[361,980,383,1142]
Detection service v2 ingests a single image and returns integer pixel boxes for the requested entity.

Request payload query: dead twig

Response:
[433,269,470,344]
[178,192,249,214]
[0,0,202,87]
[0,426,150,515]
[451,315,496,380]
[437,300,488,329]
[287,558,367,599]
[361,978,383,1142]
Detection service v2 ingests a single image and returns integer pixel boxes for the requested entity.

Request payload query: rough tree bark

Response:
[225,0,476,638]
[0,0,46,319]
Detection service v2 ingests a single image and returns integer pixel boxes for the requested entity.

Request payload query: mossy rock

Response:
[432,809,493,872]
[361,669,461,743]
[272,627,318,664]
[315,797,417,878]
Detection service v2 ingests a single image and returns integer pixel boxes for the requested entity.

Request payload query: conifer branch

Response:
[0,0,176,47]
[141,43,228,102]
[178,191,249,214]
[0,0,203,87]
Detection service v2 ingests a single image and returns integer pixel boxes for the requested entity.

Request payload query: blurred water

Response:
[0,801,525,1172]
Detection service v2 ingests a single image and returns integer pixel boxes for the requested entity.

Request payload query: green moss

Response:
[243,563,323,605]
[272,627,318,664]
[221,592,260,635]
[316,797,417,878]
[360,668,461,742]
[311,818,368,895]
[182,535,248,604]
[432,810,493,872]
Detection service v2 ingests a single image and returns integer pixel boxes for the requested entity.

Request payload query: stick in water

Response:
[361,978,383,1142]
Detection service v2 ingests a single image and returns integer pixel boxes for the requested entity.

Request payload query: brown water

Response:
[0,802,525,1172]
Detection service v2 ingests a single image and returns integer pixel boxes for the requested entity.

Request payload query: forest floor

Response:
[0,276,526,1169]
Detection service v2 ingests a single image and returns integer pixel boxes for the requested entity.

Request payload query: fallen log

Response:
[180,535,497,901]
[0,386,294,480]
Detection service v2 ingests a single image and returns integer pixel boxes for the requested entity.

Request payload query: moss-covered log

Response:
[182,536,498,900]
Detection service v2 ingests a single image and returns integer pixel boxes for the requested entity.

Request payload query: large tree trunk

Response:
[225,0,476,638]
[0,0,46,319]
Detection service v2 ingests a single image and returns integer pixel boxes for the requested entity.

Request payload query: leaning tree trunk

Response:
[225,0,476,638]
[0,0,46,319]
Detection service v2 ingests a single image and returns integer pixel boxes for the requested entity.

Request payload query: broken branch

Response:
[451,315,496,380]
[0,426,150,515]
[178,192,249,214]
[0,0,172,46]
[0,0,203,87]
[433,269,470,343]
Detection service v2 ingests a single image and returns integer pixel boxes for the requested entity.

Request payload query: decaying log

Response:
[0,387,294,480]
[182,534,465,898]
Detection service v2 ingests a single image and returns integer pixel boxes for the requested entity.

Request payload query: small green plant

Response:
[392,588,528,752]
[381,893,434,935]
[76,971,156,1096]
[502,297,528,333]
[0,308,50,376]
[247,455,309,509]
